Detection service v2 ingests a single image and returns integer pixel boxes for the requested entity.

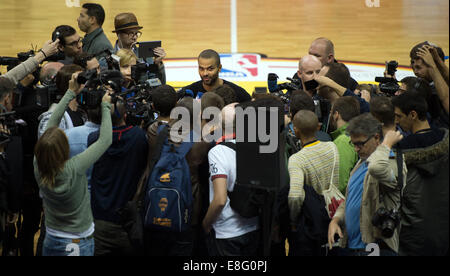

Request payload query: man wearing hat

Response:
[112,12,167,84]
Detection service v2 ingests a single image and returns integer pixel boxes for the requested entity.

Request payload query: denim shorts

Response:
[42,233,95,256]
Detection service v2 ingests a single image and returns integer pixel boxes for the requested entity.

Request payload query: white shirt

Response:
[208,140,259,239]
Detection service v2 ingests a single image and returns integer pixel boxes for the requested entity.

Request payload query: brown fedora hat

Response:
[113,13,143,33]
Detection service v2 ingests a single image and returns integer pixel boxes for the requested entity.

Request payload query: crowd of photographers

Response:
[0,3,448,257]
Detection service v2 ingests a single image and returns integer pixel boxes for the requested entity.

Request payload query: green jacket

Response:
[34,89,112,234]
[331,124,358,194]
[82,28,113,59]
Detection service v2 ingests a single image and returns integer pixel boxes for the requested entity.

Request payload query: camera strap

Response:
[395,147,404,212]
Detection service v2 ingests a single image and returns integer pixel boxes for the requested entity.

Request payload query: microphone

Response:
[184,89,194,98]
[267,73,279,93]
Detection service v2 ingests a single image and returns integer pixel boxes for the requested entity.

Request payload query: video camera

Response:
[267,73,303,104]
[375,60,400,96]
[116,78,159,128]
[99,49,121,71]
[35,82,60,109]
[76,69,123,109]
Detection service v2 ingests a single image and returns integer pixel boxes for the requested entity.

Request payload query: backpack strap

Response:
[219,142,236,151]
[174,131,195,158]
[133,124,169,202]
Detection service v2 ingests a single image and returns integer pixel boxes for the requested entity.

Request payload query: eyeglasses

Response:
[123,31,142,38]
[349,135,374,149]
[66,37,82,47]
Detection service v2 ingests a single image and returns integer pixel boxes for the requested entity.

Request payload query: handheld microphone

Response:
[184,89,194,98]
[267,73,279,93]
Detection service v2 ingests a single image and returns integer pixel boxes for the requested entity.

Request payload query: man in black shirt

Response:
[181,49,251,103]
[391,91,448,256]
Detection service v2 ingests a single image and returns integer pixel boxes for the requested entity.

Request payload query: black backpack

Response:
[219,142,264,218]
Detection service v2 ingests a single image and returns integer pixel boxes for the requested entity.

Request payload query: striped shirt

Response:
[288,141,340,224]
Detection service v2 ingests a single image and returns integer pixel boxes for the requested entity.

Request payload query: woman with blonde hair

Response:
[115,48,138,88]
[34,72,113,256]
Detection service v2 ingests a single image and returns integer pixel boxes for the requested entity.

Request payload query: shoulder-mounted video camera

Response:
[76,69,123,109]
[375,60,399,96]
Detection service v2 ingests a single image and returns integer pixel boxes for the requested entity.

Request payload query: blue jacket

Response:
[88,125,148,223]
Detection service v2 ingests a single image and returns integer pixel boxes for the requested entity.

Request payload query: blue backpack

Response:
[143,125,194,232]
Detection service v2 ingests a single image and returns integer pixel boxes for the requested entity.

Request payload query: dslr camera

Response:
[375,60,400,96]
[371,207,401,238]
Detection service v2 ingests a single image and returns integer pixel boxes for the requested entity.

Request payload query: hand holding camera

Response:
[68,71,84,95]
[35,39,60,63]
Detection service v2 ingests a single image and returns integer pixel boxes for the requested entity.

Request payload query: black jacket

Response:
[88,125,148,224]
[399,128,449,256]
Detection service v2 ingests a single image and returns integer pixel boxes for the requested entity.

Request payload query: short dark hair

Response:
[391,91,428,121]
[55,64,84,96]
[325,62,351,89]
[198,49,221,66]
[289,90,315,117]
[151,85,178,117]
[52,25,76,46]
[213,85,237,106]
[410,41,445,63]
[332,96,360,122]
[400,76,432,98]
[82,3,106,26]
[400,76,441,120]
[73,52,96,69]
[370,96,395,127]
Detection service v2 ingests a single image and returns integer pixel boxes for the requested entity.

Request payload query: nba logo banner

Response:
[220,54,261,81]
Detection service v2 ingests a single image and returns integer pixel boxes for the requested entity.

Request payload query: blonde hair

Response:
[34,127,70,189]
[116,48,138,67]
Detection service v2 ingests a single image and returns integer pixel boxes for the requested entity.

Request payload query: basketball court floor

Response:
[0,0,448,256]
[0,0,449,92]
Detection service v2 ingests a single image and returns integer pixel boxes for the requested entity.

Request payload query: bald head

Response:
[298,55,322,88]
[309,37,335,66]
[293,110,319,139]
[39,62,64,84]
[299,55,322,71]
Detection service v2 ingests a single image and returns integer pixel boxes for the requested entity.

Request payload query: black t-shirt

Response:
[398,128,445,150]
[182,80,251,103]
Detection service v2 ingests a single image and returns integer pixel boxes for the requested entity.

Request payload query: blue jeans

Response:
[42,233,94,256]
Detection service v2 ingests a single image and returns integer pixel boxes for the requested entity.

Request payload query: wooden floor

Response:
[0,0,448,256]
[0,0,448,68]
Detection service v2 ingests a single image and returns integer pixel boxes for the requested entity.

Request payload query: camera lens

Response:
[381,220,395,238]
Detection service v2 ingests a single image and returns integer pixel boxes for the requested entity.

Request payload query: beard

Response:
[202,73,219,86]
